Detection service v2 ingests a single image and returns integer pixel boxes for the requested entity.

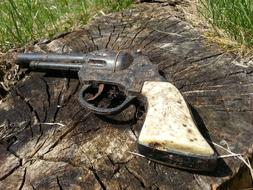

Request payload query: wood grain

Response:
[0,2,252,190]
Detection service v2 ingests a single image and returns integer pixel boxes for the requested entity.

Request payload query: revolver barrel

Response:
[16,50,133,72]
[16,53,97,71]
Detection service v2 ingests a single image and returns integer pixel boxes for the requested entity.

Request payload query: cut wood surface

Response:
[0,2,253,190]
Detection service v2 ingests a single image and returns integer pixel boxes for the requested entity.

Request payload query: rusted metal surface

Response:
[16,50,133,72]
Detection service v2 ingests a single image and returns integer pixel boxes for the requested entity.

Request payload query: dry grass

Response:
[198,0,253,46]
[180,0,253,56]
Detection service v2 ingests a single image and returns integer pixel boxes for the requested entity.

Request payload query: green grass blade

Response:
[0,0,133,52]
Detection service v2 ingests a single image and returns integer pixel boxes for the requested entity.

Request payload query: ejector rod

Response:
[16,53,90,64]
[28,61,83,71]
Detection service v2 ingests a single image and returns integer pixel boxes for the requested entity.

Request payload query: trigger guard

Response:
[79,84,136,115]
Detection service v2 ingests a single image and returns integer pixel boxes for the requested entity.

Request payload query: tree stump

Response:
[0,2,253,190]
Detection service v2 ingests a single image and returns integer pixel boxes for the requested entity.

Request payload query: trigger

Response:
[87,84,105,101]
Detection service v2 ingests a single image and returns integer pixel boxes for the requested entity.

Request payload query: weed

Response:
[0,0,132,52]
[198,0,253,47]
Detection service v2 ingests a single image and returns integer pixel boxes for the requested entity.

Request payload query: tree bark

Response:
[0,2,253,190]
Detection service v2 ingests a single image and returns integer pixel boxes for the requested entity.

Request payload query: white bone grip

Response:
[138,81,214,158]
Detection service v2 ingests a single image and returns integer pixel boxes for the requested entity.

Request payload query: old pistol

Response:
[16,49,217,171]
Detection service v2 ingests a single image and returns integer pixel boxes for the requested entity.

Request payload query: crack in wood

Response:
[43,112,91,155]
[15,89,40,124]
[71,107,87,121]
[125,25,148,49]
[125,165,146,188]
[107,155,116,166]
[105,25,115,49]
[86,29,99,50]
[214,109,253,113]
[31,184,36,190]
[143,20,182,49]
[56,143,75,154]
[129,126,138,140]
[18,168,26,190]
[56,80,80,111]
[188,52,224,65]
[28,122,33,138]
[111,24,127,49]
[148,37,199,63]
[80,38,89,52]
[31,156,78,169]
[57,176,64,190]
[35,124,44,146]
[147,33,205,65]
[227,70,250,77]
[63,80,80,105]
[0,161,21,181]
[134,15,172,48]
[7,138,23,163]
[40,77,51,108]
[89,167,107,190]
[29,136,48,160]
[97,25,102,37]
[52,84,65,123]
[170,52,225,79]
